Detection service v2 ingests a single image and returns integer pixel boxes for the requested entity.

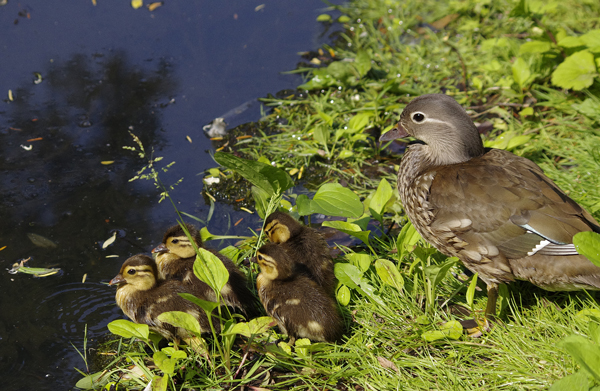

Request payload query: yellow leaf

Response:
[186,135,192,143]
[289,168,299,176]
[82,273,87,283]
[102,232,117,249]
[101,160,114,165]
[148,1,162,11]
[131,0,143,9]
[8,89,13,101]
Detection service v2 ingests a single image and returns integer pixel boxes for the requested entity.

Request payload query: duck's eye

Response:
[412,112,425,122]
[127,269,136,275]
[171,239,179,244]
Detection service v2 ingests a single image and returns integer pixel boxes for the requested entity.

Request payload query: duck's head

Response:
[152,223,202,259]
[379,94,484,165]
[109,254,157,291]
[264,212,303,244]
[256,243,294,281]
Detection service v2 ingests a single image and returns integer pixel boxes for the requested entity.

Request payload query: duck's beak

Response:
[152,243,169,254]
[109,274,125,286]
[379,123,409,142]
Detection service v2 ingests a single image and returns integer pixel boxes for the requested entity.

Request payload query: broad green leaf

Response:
[153,351,176,376]
[338,15,351,23]
[466,272,479,310]
[337,284,351,306]
[422,320,463,341]
[322,220,370,245]
[551,50,597,91]
[338,149,354,159]
[590,322,600,345]
[347,112,373,133]
[580,30,600,49]
[297,183,363,218]
[334,263,384,305]
[157,311,201,335]
[573,232,600,267]
[519,40,552,54]
[194,248,230,295]
[576,309,600,321]
[560,334,600,381]
[317,111,334,126]
[506,134,532,150]
[214,152,293,195]
[313,124,330,147]
[252,185,270,219]
[295,338,311,357]
[549,371,591,391]
[558,36,585,48]
[572,98,600,121]
[397,222,422,259]
[224,316,276,337]
[512,57,531,89]
[179,293,220,314]
[353,50,371,77]
[369,178,393,217]
[107,319,149,340]
[374,258,404,292]
[75,371,109,390]
[153,375,169,391]
[424,257,458,288]
[346,252,371,272]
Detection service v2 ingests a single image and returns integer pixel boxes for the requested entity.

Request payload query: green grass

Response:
[81,0,600,389]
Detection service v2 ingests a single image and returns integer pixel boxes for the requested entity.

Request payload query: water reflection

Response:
[0,52,177,390]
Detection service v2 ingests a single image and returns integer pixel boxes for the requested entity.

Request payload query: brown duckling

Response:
[255,243,343,344]
[109,254,219,341]
[264,211,336,296]
[152,223,259,318]
[380,93,600,320]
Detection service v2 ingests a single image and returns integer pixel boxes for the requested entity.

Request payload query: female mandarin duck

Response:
[109,254,218,342]
[255,243,343,344]
[264,211,337,297]
[152,223,259,318]
[380,93,600,319]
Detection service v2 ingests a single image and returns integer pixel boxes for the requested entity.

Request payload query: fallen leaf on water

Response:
[0,245,6,251]
[240,207,254,214]
[33,73,43,84]
[8,89,13,101]
[255,4,265,11]
[131,0,143,9]
[186,135,192,143]
[9,257,61,277]
[234,218,243,226]
[82,273,87,283]
[101,161,115,165]
[102,232,117,249]
[92,0,97,5]
[27,137,43,142]
[147,2,162,11]
[105,255,119,258]
[21,144,33,151]
[27,233,57,248]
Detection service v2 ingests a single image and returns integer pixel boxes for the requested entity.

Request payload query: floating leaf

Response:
[107,319,149,340]
[102,231,117,249]
[338,15,351,23]
[27,233,57,248]
[573,232,600,267]
[551,50,597,91]
[316,14,332,22]
[100,160,114,165]
[148,1,162,11]
[374,258,404,292]
[131,0,143,9]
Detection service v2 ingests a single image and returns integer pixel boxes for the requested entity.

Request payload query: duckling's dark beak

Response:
[109,274,125,286]
[379,123,409,142]
[152,243,169,254]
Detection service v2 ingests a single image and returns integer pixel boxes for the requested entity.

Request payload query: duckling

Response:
[152,223,259,318]
[109,254,219,342]
[255,243,343,344]
[264,211,336,296]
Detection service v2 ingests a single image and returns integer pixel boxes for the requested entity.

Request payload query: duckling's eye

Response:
[127,269,136,275]
[412,112,425,122]
[171,239,179,244]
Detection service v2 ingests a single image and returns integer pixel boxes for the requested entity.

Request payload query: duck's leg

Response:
[485,283,498,319]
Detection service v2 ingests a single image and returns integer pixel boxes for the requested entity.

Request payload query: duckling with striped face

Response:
[264,212,336,297]
[109,254,218,341]
[152,223,259,318]
[256,243,343,344]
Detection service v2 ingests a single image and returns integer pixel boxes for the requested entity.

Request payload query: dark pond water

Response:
[0,1,342,389]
